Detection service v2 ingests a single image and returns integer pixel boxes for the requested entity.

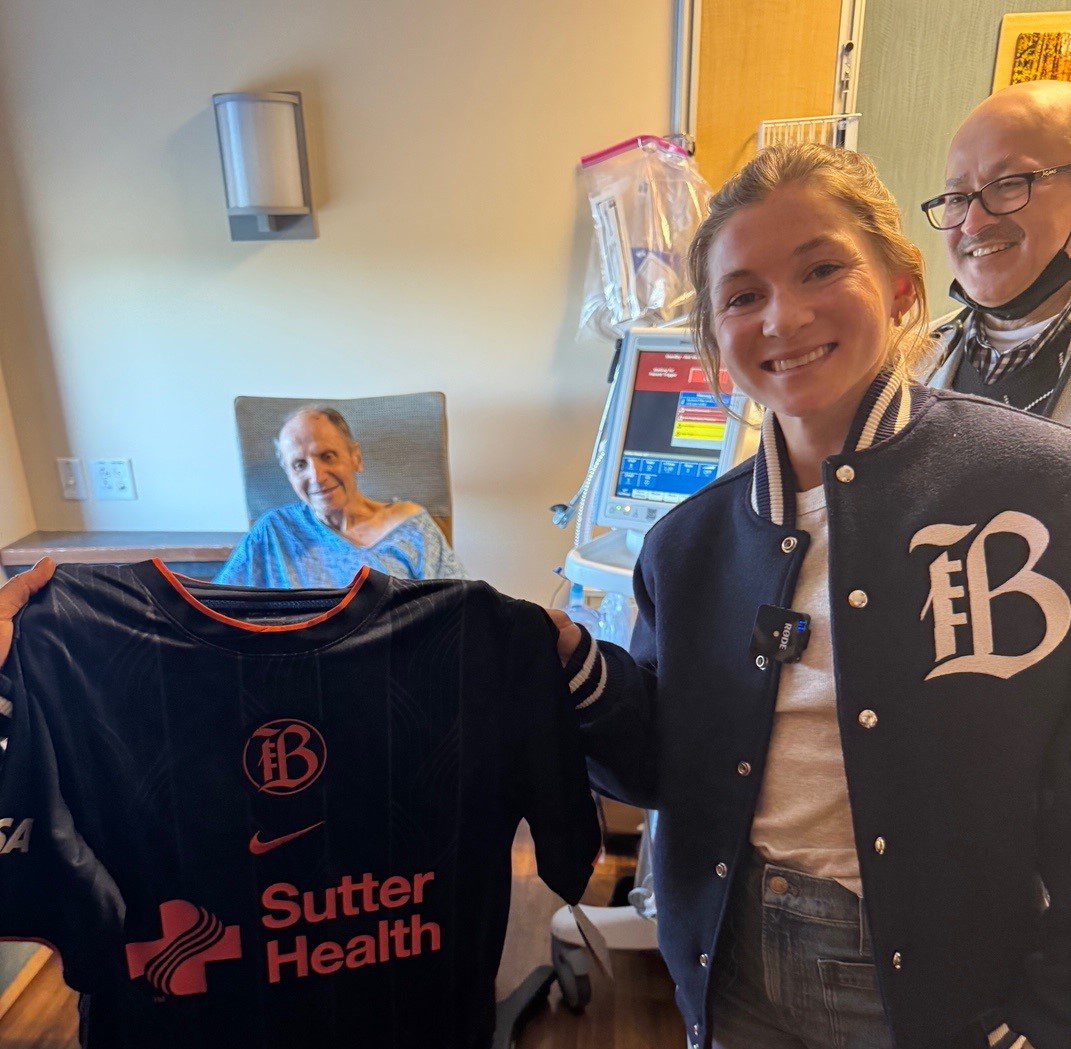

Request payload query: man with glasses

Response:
[924,79,1071,420]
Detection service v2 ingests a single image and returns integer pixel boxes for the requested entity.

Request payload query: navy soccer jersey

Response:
[0,561,599,1049]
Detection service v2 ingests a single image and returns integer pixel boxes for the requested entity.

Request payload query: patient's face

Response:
[277,413,362,519]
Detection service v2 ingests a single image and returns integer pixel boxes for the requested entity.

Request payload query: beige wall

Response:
[0,358,35,576]
[0,82,37,573]
[0,1,673,600]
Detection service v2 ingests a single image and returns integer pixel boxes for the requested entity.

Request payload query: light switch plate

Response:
[88,458,137,500]
[56,457,88,500]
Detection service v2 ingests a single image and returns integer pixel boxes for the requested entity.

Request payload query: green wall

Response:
[856,0,1070,314]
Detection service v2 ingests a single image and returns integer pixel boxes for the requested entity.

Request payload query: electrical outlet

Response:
[88,458,137,500]
[56,458,88,500]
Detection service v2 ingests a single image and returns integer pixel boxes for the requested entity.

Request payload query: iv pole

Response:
[550,0,705,544]
[669,0,703,155]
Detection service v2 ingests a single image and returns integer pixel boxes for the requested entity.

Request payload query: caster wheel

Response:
[560,969,591,1014]
[551,935,593,1014]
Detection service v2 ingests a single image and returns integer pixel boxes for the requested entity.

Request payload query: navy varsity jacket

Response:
[564,371,1071,1049]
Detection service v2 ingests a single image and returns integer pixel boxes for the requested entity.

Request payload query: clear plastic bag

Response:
[577,136,713,343]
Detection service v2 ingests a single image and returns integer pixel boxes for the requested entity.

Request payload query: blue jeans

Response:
[709,850,894,1049]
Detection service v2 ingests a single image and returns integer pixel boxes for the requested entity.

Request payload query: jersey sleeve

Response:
[504,601,601,905]
[560,546,659,808]
[0,640,125,992]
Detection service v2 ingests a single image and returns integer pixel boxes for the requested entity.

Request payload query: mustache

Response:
[958,225,1023,256]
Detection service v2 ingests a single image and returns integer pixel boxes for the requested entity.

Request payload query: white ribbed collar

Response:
[750,370,923,528]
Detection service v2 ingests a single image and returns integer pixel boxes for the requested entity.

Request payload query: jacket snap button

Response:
[874,836,886,855]
[892,951,903,970]
[755,655,768,670]
[715,862,728,878]
[768,875,789,894]
[737,761,751,776]
[699,953,710,967]
[836,464,856,483]
[858,709,878,729]
[781,536,798,553]
[848,589,869,609]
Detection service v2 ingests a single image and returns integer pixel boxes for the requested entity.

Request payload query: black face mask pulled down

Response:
[950,235,1071,322]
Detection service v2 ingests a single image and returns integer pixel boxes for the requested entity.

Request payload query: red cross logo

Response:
[126,899,242,996]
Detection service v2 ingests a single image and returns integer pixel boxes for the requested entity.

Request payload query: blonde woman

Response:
[552,145,1068,1049]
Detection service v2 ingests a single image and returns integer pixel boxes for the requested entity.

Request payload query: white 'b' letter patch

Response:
[910,511,1071,680]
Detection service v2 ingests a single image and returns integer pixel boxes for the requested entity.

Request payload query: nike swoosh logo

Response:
[249,821,324,856]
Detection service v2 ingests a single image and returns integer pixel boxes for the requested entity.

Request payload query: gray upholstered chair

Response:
[232,392,453,543]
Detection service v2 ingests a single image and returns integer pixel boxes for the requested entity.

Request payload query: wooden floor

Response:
[0,952,78,1049]
[0,825,682,1049]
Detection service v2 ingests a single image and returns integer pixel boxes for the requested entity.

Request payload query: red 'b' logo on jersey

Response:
[243,719,326,796]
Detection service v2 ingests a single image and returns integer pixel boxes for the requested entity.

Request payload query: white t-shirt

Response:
[982,314,1057,354]
[750,484,862,896]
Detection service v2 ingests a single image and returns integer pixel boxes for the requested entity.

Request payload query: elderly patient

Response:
[215,406,464,587]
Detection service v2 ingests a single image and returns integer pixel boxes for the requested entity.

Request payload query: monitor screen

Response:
[596,328,754,533]
[612,349,732,507]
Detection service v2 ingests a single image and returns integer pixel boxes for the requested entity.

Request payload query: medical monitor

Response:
[596,327,752,533]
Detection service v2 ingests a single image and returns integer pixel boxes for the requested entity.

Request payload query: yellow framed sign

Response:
[992,12,1071,92]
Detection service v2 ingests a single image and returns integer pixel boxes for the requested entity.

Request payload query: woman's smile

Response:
[764,343,837,374]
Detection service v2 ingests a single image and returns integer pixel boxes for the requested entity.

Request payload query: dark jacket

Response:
[926,306,1071,423]
[565,372,1071,1049]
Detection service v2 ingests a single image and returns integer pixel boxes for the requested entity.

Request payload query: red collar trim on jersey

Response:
[150,558,370,633]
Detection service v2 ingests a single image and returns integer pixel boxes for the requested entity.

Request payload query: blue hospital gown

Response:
[214,503,465,588]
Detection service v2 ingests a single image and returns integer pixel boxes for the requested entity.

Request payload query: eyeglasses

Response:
[920,163,1071,230]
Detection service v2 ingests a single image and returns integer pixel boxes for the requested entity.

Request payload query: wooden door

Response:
[695,0,844,190]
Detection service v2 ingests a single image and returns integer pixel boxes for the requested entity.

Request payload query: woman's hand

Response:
[0,559,55,666]
[545,608,582,666]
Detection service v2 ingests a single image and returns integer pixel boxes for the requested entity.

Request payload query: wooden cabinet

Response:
[0,944,51,1023]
